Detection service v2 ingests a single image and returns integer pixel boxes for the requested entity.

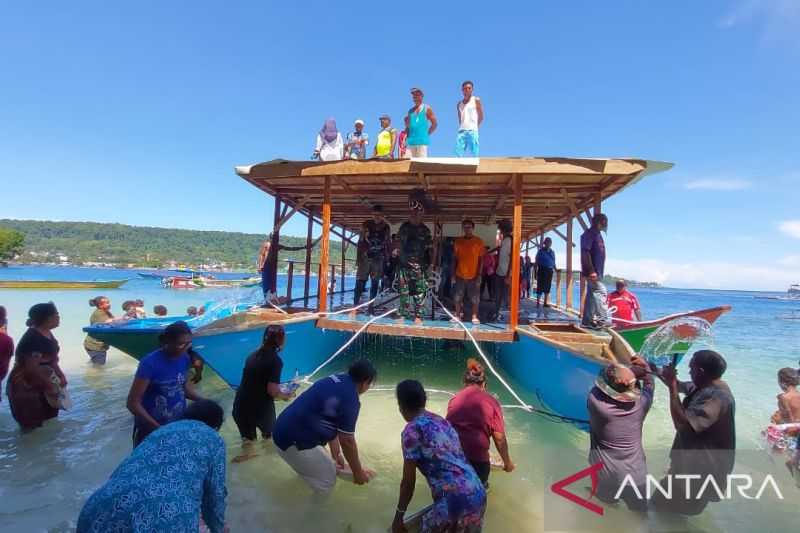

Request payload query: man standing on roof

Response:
[404,88,437,158]
[397,191,433,324]
[374,115,397,159]
[581,214,612,328]
[453,220,484,324]
[455,80,483,157]
[345,119,369,160]
[608,279,642,322]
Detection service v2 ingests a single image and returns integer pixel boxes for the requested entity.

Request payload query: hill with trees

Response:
[0,219,353,271]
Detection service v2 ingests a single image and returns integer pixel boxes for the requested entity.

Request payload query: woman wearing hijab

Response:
[314,118,344,161]
[7,302,69,430]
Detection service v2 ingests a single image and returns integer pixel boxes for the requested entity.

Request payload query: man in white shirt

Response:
[455,80,484,157]
[493,219,513,320]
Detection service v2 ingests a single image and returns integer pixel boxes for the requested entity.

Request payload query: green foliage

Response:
[0,227,24,263]
[0,219,354,271]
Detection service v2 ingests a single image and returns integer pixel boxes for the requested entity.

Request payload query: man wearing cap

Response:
[607,279,642,322]
[374,115,397,159]
[397,191,433,323]
[404,88,437,158]
[345,119,369,160]
[588,356,654,512]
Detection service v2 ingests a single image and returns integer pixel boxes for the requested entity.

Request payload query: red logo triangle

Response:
[550,462,605,516]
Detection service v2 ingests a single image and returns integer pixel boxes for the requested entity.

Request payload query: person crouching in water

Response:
[272,359,377,494]
[446,359,514,487]
[126,321,207,447]
[587,356,654,511]
[392,380,486,533]
[232,325,295,462]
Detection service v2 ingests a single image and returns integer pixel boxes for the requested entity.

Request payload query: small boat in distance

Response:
[789,284,800,296]
[0,279,128,289]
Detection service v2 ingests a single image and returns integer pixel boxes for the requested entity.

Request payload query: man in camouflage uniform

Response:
[397,195,433,323]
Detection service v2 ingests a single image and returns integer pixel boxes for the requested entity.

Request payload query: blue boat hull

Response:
[495,333,602,428]
[193,319,349,388]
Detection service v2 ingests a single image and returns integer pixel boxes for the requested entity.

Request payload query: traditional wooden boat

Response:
[613,305,732,353]
[87,157,733,426]
[0,279,128,289]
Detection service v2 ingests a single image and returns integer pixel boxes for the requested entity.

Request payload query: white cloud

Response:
[606,257,796,291]
[779,220,800,239]
[778,255,800,267]
[684,179,751,191]
[720,0,800,45]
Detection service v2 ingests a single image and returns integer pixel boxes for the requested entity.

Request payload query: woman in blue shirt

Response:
[126,321,206,446]
[77,399,228,533]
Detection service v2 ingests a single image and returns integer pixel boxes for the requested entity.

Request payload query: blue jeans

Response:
[455,129,479,157]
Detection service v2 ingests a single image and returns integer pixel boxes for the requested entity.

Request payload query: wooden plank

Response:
[318,177,331,312]
[509,174,522,330]
[552,228,575,248]
[315,318,515,343]
[303,212,313,307]
[566,218,573,310]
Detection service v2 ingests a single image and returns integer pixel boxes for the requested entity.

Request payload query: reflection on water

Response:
[0,268,799,531]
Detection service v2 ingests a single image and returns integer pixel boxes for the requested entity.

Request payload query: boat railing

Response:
[552,269,586,317]
[281,258,357,309]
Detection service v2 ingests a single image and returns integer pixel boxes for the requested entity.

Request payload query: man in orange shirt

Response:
[452,220,485,324]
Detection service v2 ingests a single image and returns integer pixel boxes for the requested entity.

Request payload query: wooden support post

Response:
[303,212,313,308]
[340,234,346,295]
[593,192,602,217]
[318,177,331,312]
[566,218,573,310]
[555,269,562,306]
[286,261,294,302]
[579,273,587,317]
[270,195,281,293]
[330,264,336,304]
[508,175,522,330]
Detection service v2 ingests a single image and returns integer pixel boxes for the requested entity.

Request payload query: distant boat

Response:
[0,279,128,289]
[789,284,800,295]
[137,272,170,279]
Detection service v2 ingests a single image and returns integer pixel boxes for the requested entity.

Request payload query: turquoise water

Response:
[0,266,798,532]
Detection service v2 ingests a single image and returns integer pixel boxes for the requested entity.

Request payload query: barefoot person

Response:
[588,356,654,512]
[771,368,800,424]
[452,220,484,324]
[391,380,486,533]
[397,191,433,324]
[404,88,437,158]
[7,303,68,430]
[232,325,295,462]
[455,80,483,157]
[446,359,514,487]
[272,360,377,494]
[127,321,206,447]
[653,350,736,515]
[581,214,611,328]
[534,237,556,307]
[77,400,228,533]
[84,296,115,365]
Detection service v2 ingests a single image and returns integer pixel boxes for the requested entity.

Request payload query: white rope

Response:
[302,306,397,383]
[432,294,533,412]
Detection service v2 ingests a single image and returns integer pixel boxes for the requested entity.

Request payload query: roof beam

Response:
[561,188,589,232]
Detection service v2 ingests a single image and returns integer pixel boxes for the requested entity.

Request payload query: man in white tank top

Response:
[455,80,484,157]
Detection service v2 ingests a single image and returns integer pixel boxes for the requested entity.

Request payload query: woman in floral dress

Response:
[391,380,486,533]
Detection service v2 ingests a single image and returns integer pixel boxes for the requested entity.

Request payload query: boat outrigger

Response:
[85,156,731,426]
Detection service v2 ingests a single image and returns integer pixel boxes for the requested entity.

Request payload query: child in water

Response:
[771,368,800,424]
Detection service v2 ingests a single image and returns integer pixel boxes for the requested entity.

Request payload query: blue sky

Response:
[1,1,798,290]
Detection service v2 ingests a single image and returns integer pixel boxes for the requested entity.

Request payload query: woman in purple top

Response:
[391,380,486,533]
[126,321,206,447]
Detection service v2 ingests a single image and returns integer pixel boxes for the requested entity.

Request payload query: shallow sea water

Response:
[0,266,798,532]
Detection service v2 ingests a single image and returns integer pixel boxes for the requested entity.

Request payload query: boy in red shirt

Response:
[607,279,642,322]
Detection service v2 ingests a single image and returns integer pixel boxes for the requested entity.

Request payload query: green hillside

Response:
[0,219,354,271]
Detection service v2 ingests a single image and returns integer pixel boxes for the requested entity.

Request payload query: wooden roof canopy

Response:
[235,157,673,235]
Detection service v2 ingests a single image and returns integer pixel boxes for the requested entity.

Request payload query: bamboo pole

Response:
[303,211,313,308]
[555,269,562,306]
[566,218,573,310]
[318,176,331,312]
[509,174,522,330]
